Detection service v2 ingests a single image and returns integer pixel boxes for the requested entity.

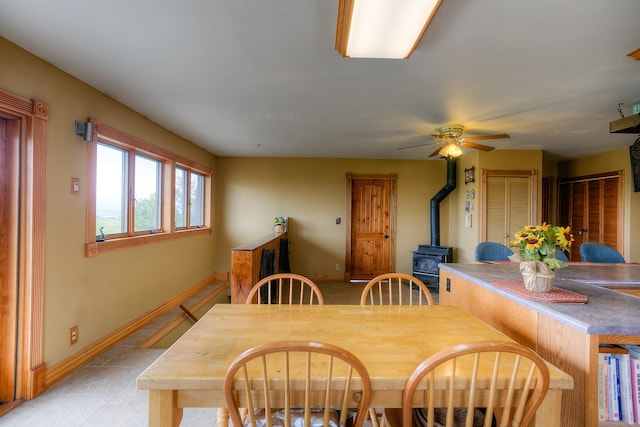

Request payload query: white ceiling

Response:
[1,0,639,161]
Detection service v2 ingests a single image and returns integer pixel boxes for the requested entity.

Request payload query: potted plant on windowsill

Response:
[510,223,574,292]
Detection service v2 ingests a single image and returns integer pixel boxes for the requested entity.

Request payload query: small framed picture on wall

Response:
[465,166,475,184]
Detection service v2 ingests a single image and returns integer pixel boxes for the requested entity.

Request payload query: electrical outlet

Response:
[68,326,79,346]
[335,263,340,271]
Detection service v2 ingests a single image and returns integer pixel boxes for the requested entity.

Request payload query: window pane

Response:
[190,172,205,227]
[134,154,162,232]
[175,167,187,228]
[96,143,128,236]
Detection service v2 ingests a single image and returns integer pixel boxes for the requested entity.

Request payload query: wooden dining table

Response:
[136,304,573,427]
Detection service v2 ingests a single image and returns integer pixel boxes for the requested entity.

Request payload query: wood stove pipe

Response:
[430,158,456,246]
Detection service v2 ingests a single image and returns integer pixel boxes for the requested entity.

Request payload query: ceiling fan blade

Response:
[428,147,444,157]
[460,142,495,152]
[397,141,437,150]
[463,133,510,142]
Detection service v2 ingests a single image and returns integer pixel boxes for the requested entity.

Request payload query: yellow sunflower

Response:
[525,235,544,250]
[513,230,531,244]
[554,226,573,249]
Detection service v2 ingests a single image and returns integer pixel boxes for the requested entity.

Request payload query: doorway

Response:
[345,174,396,281]
[0,89,48,412]
[0,115,19,406]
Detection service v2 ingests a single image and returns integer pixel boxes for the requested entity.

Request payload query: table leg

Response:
[148,390,183,427]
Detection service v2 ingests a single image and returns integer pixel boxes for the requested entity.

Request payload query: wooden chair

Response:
[386,341,550,427]
[224,340,372,427]
[360,273,434,306]
[246,273,324,305]
[360,273,434,425]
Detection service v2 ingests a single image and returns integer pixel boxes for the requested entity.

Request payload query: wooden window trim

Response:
[85,120,212,257]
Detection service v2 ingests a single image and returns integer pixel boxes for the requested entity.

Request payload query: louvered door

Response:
[558,172,622,261]
[485,176,532,246]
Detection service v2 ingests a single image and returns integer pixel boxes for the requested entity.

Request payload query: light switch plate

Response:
[70,178,80,194]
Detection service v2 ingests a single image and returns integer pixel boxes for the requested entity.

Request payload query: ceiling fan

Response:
[399,124,510,158]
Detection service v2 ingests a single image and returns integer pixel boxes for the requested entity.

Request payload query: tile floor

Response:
[0,281,438,426]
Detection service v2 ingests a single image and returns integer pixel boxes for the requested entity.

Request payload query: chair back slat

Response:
[246,273,324,305]
[401,341,550,427]
[360,273,434,306]
[225,341,371,427]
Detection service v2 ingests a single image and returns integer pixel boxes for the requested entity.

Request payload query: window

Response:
[134,154,162,233]
[175,167,205,230]
[86,121,212,256]
[96,143,128,236]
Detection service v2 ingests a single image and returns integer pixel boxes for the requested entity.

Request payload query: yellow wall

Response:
[559,147,640,262]
[1,37,217,365]
[215,157,450,277]
[451,150,544,263]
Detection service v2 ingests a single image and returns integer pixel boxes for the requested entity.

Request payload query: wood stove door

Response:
[349,176,394,280]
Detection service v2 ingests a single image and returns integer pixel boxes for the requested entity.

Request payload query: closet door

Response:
[485,176,532,246]
[558,172,622,261]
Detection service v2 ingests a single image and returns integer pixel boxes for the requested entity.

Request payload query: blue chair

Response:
[579,242,625,263]
[474,242,514,262]
[555,250,569,262]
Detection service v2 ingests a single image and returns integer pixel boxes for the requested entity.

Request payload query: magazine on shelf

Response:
[609,353,621,421]
[598,345,640,423]
[612,352,634,422]
[631,356,640,423]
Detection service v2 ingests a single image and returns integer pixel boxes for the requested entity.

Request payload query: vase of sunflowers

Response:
[511,224,574,292]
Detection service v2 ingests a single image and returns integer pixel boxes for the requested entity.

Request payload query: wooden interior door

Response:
[346,174,396,281]
[558,172,622,261]
[0,116,19,405]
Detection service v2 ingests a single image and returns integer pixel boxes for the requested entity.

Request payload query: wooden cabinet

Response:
[230,232,286,304]
[440,264,640,427]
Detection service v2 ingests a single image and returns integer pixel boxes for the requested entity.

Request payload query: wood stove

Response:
[412,245,453,286]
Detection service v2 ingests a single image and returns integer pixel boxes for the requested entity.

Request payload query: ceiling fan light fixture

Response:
[437,124,465,140]
[335,0,444,59]
[438,142,463,158]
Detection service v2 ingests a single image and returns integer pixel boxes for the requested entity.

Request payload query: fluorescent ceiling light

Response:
[335,0,444,59]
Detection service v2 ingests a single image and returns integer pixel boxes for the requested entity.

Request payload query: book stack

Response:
[599,344,640,423]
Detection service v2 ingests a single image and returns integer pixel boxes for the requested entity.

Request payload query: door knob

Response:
[578,229,588,235]
[383,234,389,239]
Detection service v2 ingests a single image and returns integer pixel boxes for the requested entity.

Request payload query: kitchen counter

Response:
[438,262,640,427]
[439,263,640,335]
